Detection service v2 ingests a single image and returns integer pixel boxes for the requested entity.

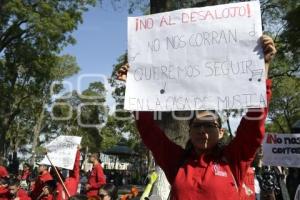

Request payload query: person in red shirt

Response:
[56,149,81,200]
[0,178,9,200]
[85,153,106,197]
[18,163,31,191]
[8,178,31,200]
[30,164,53,200]
[0,167,8,179]
[117,35,276,199]
[19,164,31,181]
[0,158,9,179]
[36,180,56,200]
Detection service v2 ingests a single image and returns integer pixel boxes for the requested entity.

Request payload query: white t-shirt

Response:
[254,176,261,194]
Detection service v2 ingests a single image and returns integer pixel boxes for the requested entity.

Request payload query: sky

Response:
[61,1,135,108]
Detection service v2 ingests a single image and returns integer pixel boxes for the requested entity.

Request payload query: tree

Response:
[0,0,96,156]
[264,2,300,133]
[51,81,110,153]
[267,77,300,133]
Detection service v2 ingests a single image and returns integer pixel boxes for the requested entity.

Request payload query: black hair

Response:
[37,164,49,170]
[28,171,38,182]
[99,183,118,200]
[180,137,231,167]
[177,140,194,167]
[90,152,100,161]
[8,178,20,187]
[50,167,68,182]
[44,180,57,191]
[23,163,31,169]
[0,178,8,185]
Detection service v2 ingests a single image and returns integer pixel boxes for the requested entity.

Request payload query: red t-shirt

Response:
[0,166,8,178]
[30,171,53,200]
[86,163,106,197]
[20,169,31,181]
[135,80,272,200]
[0,187,9,200]
[16,188,31,200]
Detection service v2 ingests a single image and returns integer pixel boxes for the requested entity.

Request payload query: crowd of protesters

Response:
[3,146,299,200]
[0,150,127,200]
[115,34,300,200]
[0,29,299,200]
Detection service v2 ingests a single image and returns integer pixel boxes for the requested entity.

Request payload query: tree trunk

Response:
[0,114,14,157]
[31,105,45,165]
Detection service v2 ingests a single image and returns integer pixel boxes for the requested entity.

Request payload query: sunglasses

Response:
[191,122,220,131]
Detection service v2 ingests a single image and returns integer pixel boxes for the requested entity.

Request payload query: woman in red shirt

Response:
[20,163,31,181]
[117,35,276,200]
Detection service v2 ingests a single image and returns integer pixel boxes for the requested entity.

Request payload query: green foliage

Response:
[99,115,122,150]
[51,81,110,152]
[0,0,95,155]
[267,77,300,133]
[282,5,300,56]
[108,53,142,155]
[264,2,300,133]
[98,0,149,14]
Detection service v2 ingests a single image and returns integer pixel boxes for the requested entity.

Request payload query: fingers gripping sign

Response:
[116,63,129,82]
[261,34,276,79]
[261,35,277,64]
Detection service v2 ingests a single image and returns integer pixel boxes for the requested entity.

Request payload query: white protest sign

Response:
[39,136,82,170]
[125,1,266,111]
[263,133,300,167]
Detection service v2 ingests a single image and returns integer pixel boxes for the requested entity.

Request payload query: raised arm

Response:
[69,149,80,182]
[117,64,184,183]
[135,111,184,183]
[223,35,276,186]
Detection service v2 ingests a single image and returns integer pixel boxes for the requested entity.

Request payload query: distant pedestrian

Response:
[85,153,106,197]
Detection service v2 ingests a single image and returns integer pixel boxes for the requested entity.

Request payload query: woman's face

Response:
[190,112,224,153]
[89,155,96,163]
[99,189,111,200]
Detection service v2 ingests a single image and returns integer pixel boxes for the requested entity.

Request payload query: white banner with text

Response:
[263,133,300,167]
[125,1,266,111]
[39,136,82,170]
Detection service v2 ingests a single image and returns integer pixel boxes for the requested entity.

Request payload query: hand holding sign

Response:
[117,63,129,81]
[262,35,277,64]
[261,35,276,79]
